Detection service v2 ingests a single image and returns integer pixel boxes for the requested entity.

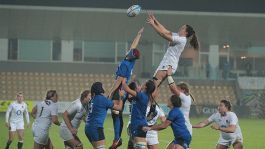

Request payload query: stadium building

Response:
[0,0,264,117]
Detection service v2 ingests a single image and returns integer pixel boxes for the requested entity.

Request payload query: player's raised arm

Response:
[122,79,137,97]
[129,27,144,50]
[166,67,181,96]
[108,76,126,98]
[147,12,173,42]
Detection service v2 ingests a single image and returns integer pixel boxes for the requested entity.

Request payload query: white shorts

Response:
[60,125,74,141]
[9,121,24,131]
[146,130,159,145]
[154,65,177,77]
[217,135,243,147]
[32,125,49,145]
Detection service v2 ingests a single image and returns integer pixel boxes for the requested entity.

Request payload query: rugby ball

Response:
[127,5,141,17]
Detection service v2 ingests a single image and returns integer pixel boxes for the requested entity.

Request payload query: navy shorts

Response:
[85,126,105,142]
[173,136,191,149]
[131,125,147,138]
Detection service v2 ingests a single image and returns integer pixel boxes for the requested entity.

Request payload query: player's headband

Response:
[126,49,140,60]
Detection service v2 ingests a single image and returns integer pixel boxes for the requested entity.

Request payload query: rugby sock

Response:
[119,114,124,138]
[127,140,134,149]
[112,113,121,141]
[5,140,12,149]
[18,141,23,149]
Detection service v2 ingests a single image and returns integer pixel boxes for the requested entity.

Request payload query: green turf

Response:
[0,114,264,148]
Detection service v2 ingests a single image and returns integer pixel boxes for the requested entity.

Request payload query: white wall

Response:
[0,38,8,61]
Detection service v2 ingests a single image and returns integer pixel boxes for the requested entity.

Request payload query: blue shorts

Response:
[173,135,191,149]
[85,126,105,142]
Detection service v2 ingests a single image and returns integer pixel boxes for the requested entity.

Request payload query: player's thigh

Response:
[45,138,53,149]
[233,142,243,149]
[33,142,44,149]
[147,144,158,149]
[17,129,24,140]
[175,144,184,149]
[166,141,175,149]
[216,144,228,149]
[9,131,16,140]
[154,70,167,81]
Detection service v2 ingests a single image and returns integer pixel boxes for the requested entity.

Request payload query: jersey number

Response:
[39,100,51,117]
[39,107,44,117]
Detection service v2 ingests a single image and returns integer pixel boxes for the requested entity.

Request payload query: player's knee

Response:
[95,145,105,149]
[75,143,83,149]
[134,142,147,149]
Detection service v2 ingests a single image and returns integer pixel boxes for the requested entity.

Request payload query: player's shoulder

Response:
[227,111,238,118]
[21,101,27,106]
[72,99,82,108]
[9,101,16,106]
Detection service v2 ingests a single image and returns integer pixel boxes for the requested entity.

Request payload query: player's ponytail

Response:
[145,80,156,104]
[186,24,199,50]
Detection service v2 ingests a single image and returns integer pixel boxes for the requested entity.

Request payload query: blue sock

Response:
[112,113,121,141]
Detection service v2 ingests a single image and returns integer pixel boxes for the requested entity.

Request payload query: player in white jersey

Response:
[146,104,166,149]
[167,68,194,136]
[60,90,91,149]
[5,92,30,149]
[146,12,199,87]
[31,90,61,149]
[193,100,243,149]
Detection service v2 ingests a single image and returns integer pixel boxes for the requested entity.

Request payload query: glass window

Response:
[52,40,61,61]
[8,39,18,60]
[19,39,51,61]
[84,41,115,62]
[116,42,127,62]
[73,40,83,61]
[152,43,166,66]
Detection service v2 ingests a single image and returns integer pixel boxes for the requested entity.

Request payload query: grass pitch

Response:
[0,114,264,148]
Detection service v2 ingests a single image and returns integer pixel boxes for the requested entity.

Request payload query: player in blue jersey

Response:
[85,82,123,149]
[143,95,191,149]
[122,79,156,149]
[125,81,141,149]
[108,27,144,149]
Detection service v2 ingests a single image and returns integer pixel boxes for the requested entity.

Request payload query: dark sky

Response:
[0,0,264,13]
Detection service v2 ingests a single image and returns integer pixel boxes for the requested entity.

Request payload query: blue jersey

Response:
[115,59,136,81]
[86,95,114,128]
[167,107,191,142]
[131,92,149,129]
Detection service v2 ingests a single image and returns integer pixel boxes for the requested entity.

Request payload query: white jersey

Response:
[156,33,187,74]
[208,112,243,141]
[33,100,58,130]
[146,104,165,126]
[179,92,192,135]
[5,101,30,124]
[61,99,87,129]
[146,104,165,145]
